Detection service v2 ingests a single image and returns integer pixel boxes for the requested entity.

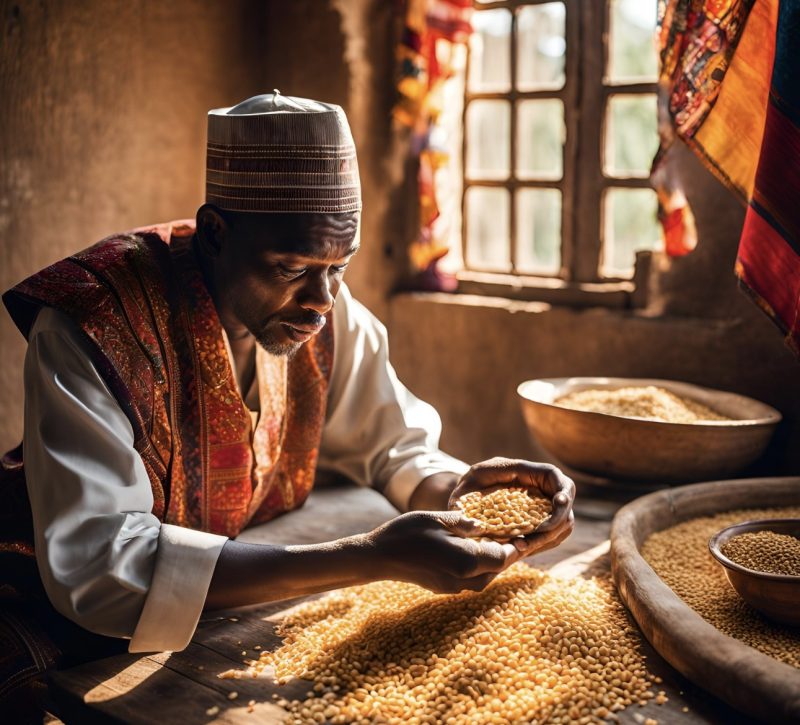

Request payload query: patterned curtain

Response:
[394,0,473,291]
[656,0,800,355]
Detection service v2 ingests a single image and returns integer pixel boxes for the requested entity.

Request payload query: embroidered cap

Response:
[206,91,361,214]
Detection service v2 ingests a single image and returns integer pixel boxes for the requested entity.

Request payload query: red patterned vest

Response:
[1,220,334,592]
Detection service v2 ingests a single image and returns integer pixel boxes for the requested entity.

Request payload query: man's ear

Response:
[196,204,227,258]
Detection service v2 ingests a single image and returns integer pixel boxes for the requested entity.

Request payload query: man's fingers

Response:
[537,490,573,533]
[463,458,540,489]
[472,540,518,573]
[435,510,485,537]
[459,459,576,509]
[445,536,518,577]
[515,512,575,557]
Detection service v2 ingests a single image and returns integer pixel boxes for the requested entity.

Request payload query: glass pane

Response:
[517,100,564,180]
[517,2,566,90]
[604,94,659,177]
[468,9,511,92]
[466,100,510,180]
[466,187,510,271]
[516,189,561,274]
[608,0,658,83]
[603,188,661,277]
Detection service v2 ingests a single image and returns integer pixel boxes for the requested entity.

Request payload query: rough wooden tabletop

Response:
[48,482,752,724]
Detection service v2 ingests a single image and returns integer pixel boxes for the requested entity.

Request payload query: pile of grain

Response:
[221,564,658,724]
[555,386,731,423]
[642,506,800,667]
[456,486,552,537]
[721,530,800,576]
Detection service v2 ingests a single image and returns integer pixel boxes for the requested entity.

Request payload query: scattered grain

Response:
[222,563,656,724]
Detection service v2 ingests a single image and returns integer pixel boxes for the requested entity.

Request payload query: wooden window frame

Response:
[459,0,657,306]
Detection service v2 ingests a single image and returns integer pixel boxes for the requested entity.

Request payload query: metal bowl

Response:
[517,377,781,484]
[708,519,800,626]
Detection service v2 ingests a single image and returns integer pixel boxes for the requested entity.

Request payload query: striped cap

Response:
[206,92,361,214]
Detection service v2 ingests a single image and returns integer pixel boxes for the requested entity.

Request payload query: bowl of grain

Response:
[708,519,800,626]
[517,377,781,483]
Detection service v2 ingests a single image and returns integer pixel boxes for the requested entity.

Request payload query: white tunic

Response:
[22,283,468,652]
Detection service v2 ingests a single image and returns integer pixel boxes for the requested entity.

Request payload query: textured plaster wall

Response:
[0,0,269,450]
[387,145,800,474]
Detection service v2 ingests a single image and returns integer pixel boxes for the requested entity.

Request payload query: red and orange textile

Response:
[0,221,335,705]
[394,0,473,290]
[0,220,321,709]
[657,0,800,354]
[1,220,334,604]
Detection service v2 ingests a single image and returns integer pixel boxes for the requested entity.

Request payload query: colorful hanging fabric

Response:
[394,0,473,291]
[736,0,800,355]
[656,0,800,355]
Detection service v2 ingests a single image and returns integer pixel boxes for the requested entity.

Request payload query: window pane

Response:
[468,9,511,92]
[603,188,661,277]
[517,2,566,90]
[516,189,561,274]
[465,187,510,271]
[607,0,658,83]
[466,100,510,180]
[604,94,658,177]
[517,100,564,180]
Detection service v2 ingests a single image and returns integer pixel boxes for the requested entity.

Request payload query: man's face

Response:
[212,211,360,356]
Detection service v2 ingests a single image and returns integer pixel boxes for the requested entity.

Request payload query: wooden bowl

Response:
[517,377,781,483]
[708,519,800,626]
[611,477,800,721]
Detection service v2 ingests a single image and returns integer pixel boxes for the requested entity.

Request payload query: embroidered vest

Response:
[1,220,334,559]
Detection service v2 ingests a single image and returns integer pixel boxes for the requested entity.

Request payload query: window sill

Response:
[453,270,635,309]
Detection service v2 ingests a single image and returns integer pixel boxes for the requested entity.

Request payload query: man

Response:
[1,93,574,713]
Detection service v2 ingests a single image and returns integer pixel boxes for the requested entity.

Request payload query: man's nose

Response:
[298,270,334,315]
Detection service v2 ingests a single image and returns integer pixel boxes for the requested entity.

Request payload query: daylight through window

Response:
[441,0,661,283]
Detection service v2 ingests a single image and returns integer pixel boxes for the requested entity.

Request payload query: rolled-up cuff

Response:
[383,453,470,513]
[129,524,227,653]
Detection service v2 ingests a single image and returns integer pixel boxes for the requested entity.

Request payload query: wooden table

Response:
[48,481,752,724]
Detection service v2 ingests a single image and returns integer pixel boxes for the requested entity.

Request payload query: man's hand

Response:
[366,510,521,594]
[447,457,576,559]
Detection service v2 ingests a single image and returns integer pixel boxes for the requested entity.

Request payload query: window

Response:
[439,0,660,298]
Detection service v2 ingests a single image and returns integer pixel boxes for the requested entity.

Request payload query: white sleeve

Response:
[318,284,469,511]
[23,307,227,653]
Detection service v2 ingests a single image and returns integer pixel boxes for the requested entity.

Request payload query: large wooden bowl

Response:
[611,477,800,722]
[517,377,781,483]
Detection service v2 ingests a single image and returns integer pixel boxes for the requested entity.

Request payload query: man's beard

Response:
[255,331,302,358]
[249,312,326,357]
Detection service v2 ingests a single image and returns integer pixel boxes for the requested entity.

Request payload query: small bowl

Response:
[517,377,781,483]
[708,519,800,626]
